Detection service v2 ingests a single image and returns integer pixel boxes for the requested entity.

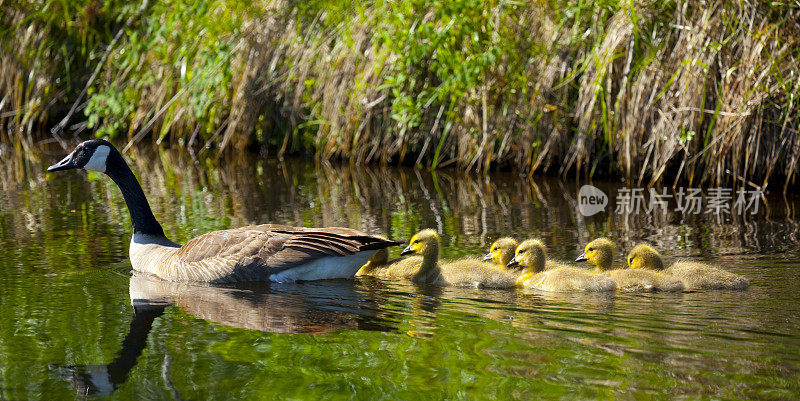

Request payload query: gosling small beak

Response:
[481,253,492,262]
[575,252,587,262]
[47,152,78,172]
[400,245,414,256]
[506,256,519,268]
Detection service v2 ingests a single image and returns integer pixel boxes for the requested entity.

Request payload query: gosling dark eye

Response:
[413,240,419,244]
[519,250,526,254]
[629,257,634,263]
[588,247,594,252]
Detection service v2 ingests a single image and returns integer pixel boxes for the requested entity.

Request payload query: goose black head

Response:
[48,139,117,173]
[46,139,166,237]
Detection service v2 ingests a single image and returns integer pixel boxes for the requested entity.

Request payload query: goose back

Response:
[132,224,400,283]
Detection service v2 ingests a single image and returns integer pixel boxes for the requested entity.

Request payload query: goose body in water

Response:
[47,139,400,283]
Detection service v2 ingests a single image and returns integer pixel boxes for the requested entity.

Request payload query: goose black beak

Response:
[575,252,587,262]
[400,245,414,256]
[506,256,519,268]
[47,152,78,172]
[481,253,492,262]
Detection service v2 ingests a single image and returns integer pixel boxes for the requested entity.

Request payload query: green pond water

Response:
[1,145,799,400]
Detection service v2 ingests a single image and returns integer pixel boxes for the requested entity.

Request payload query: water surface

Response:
[1,145,799,399]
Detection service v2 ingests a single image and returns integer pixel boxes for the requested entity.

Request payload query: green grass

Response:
[2,0,799,190]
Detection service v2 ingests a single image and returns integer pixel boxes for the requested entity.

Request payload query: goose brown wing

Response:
[174,224,401,274]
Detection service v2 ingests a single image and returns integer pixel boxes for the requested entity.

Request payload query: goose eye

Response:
[629,257,634,264]
[519,250,526,254]
[412,240,420,244]
[588,247,594,252]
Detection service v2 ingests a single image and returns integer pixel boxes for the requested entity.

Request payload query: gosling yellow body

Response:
[391,229,517,288]
[356,248,424,278]
[627,244,749,290]
[356,246,425,279]
[509,239,616,292]
[576,238,683,292]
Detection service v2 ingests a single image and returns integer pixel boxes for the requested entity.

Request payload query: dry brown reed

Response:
[2,1,799,191]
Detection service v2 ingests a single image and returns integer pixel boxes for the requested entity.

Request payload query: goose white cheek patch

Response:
[84,145,111,172]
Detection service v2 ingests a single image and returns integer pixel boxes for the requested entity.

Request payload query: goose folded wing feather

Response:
[174,225,395,274]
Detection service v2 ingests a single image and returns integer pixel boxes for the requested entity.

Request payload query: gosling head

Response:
[400,229,440,258]
[482,237,518,267]
[47,139,118,174]
[368,248,389,265]
[626,244,665,271]
[506,239,547,273]
[575,238,615,271]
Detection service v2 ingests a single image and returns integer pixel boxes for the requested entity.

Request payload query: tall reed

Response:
[2,0,799,191]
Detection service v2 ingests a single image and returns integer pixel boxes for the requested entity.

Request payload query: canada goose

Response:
[47,139,400,283]
[398,229,517,288]
[482,237,519,270]
[576,238,683,292]
[627,244,749,290]
[508,239,616,292]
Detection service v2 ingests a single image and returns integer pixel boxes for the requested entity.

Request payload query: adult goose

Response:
[47,139,400,283]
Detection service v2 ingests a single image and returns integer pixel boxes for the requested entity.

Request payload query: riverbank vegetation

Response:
[2,1,799,190]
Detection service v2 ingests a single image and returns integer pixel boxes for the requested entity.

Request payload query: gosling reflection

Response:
[57,273,392,395]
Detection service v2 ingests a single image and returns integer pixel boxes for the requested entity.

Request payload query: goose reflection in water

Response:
[55,273,393,396]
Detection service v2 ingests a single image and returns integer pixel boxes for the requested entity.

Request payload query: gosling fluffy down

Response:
[576,238,684,292]
[482,237,519,270]
[385,229,517,288]
[627,244,749,290]
[356,247,424,278]
[509,239,616,292]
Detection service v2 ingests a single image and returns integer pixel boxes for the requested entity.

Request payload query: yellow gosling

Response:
[575,238,616,272]
[356,245,424,279]
[509,239,616,292]
[356,234,423,278]
[627,244,749,290]
[399,229,517,288]
[356,247,389,276]
[482,237,519,270]
[576,238,683,292]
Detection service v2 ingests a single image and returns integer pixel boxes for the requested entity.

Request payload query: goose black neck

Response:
[104,151,166,238]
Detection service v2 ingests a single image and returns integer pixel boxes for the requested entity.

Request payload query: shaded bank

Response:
[2,0,799,190]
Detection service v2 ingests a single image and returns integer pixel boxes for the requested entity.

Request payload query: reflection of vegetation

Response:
[0,266,131,399]
[5,146,800,265]
[2,148,800,399]
[3,1,800,189]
